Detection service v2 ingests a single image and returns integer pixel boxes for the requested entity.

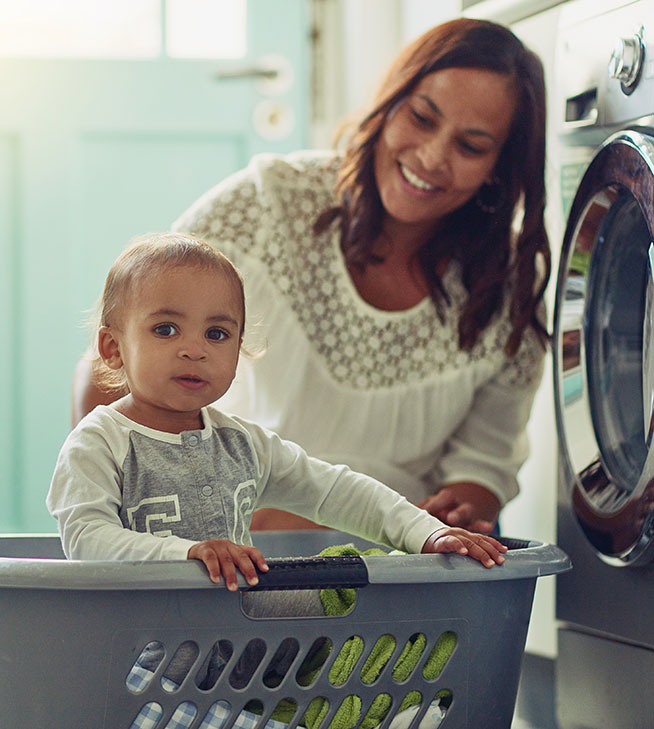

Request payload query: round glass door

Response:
[554,130,654,564]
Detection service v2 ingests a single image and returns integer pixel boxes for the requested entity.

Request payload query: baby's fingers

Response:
[463,536,506,568]
[233,546,269,588]
[429,534,470,558]
[188,542,224,584]
[188,541,268,589]
[423,530,506,568]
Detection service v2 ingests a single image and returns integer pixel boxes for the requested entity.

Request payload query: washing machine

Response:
[554,1,654,727]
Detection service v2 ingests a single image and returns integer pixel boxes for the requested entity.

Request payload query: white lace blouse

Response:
[172,150,545,506]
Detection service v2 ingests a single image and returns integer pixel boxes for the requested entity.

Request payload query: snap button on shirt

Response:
[201,485,214,497]
[187,435,199,446]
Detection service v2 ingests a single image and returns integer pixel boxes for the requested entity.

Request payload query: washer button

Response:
[201,485,214,497]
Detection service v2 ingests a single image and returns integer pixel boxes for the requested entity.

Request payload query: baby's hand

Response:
[421,527,507,568]
[187,539,269,589]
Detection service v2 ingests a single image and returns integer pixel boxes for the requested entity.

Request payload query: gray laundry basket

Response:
[0,531,570,729]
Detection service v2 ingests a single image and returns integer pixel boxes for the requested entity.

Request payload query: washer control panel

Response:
[608,27,645,93]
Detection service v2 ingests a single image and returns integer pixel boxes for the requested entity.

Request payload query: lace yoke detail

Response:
[182,153,542,391]
[265,230,541,390]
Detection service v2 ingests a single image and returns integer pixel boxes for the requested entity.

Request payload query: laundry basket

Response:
[0,531,570,729]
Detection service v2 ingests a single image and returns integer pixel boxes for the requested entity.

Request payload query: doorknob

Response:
[214,66,278,80]
[214,54,292,95]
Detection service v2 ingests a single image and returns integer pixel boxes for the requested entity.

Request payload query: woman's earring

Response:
[475,176,504,214]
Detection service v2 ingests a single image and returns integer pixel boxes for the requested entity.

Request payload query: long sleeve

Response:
[238,417,446,554]
[430,324,546,504]
[47,421,197,562]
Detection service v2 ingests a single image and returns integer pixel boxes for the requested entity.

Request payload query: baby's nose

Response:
[179,338,207,360]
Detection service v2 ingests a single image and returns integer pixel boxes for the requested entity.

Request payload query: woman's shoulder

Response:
[171,150,341,249]
[249,149,341,199]
[252,148,341,175]
[210,149,341,197]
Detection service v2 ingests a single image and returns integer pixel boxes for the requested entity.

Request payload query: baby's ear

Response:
[98,326,123,370]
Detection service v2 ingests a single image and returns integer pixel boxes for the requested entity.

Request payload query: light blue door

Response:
[0,0,310,531]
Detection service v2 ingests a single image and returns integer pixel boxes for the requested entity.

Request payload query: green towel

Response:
[271,544,457,729]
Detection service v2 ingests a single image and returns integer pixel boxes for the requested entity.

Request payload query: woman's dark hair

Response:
[316,18,550,356]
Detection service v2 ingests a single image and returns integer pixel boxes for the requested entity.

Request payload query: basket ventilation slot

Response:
[124,630,457,729]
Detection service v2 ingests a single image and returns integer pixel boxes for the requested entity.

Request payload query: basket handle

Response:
[248,555,369,591]
[498,536,533,550]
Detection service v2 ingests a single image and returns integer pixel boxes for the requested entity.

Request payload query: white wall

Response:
[399,0,462,42]
[311,0,461,147]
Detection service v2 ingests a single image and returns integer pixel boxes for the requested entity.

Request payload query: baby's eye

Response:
[206,327,228,342]
[154,323,177,337]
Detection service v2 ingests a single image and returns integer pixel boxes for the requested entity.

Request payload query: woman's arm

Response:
[249,508,325,531]
[71,355,125,428]
[425,324,546,527]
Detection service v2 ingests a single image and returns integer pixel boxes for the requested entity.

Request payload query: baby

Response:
[47,232,506,587]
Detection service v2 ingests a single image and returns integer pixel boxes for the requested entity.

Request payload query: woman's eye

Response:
[409,107,433,128]
[154,323,177,337]
[206,328,228,342]
[459,140,485,156]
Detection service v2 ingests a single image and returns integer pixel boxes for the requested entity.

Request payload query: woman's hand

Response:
[418,482,501,533]
[421,527,507,568]
[187,540,269,590]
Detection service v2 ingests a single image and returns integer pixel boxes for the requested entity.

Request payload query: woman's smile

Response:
[397,162,439,193]
[374,67,516,231]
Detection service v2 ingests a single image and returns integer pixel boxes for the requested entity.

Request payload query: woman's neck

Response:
[346,223,450,312]
[347,238,429,311]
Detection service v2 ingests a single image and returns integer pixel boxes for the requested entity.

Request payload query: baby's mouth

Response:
[174,375,207,390]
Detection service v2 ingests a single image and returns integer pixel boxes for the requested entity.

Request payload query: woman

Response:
[72,18,550,533]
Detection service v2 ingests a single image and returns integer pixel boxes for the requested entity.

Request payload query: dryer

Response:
[554,1,654,727]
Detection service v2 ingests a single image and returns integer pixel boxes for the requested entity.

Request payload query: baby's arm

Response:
[187,540,269,590]
[243,419,507,566]
[421,527,507,567]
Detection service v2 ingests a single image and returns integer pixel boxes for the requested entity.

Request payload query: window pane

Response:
[0,0,161,58]
[166,0,246,59]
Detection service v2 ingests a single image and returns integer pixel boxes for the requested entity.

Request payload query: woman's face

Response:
[374,67,517,237]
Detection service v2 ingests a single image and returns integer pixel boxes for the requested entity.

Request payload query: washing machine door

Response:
[554,129,654,565]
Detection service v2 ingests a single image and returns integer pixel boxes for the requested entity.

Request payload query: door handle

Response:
[214,65,279,81]
[213,54,292,94]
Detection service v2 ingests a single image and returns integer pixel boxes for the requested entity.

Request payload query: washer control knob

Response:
[608,32,644,90]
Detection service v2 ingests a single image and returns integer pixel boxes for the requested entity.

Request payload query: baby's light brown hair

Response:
[92,232,245,394]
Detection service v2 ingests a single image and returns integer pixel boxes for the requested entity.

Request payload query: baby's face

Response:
[114,264,243,431]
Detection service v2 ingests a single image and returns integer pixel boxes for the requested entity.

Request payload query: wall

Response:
[310,0,460,147]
